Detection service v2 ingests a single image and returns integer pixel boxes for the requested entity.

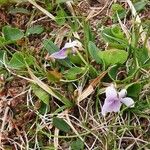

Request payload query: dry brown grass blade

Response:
[54,128,59,150]
[77,71,107,102]
[126,0,150,53]
[117,13,130,42]
[27,0,55,20]
[66,0,82,27]
[72,32,83,50]
[66,1,75,16]
[65,110,90,149]
[85,0,109,21]
[65,1,83,50]
[0,106,9,145]
[27,67,61,101]
[54,26,68,47]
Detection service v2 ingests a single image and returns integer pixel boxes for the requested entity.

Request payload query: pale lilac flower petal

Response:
[50,48,67,59]
[105,84,117,99]
[110,100,122,112]
[50,41,78,59]
[102,101,110,116]
[102,99,122,116]
[63,41,77,49]
[120,97,134,107]
[102,84,134,116]
[119,89,127,98]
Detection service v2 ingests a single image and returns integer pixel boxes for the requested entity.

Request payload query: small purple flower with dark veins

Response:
[50,41,78,59]
[102,84,134,116]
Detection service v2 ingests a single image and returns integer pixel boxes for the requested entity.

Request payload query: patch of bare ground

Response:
[0,77,31,148]
[77,0,112,48]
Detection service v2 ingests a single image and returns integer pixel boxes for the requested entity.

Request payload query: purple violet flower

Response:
[102,84,134,116]
[50,41,78,59]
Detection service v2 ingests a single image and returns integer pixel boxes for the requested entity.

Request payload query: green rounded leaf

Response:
[42,39,59,54]
[26,25,44,36]
[99,49,128,67]
[134,1,148,12]
[108,65,119,81]
[88,41,102,64]
[126,83,142,98]
[69,55,82,65]
[71,139,84,150]
[101,26,128,49]
[9,52,35,69]
[55,8,67,25]
[111,4,124,12]
[32,84,50,105]
[2,26,24,41]
[53,117,71,133]
[64,67,85,80]
[8,7,30,15]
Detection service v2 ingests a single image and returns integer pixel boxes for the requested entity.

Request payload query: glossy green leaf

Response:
[84,22,94,49]
[2,26,24,41]
[44,0,53,11]
[8,7,30,15]
[26,25,44,36]
[131,100,150,115]
[52,90,73,107]
[69,55,82,65]
[53,117,71,133]
[89,65,98,78]
[101,26,128,49]
[64,67,85,80]
[55,8,67,25]
[39,101,50,115]
[0,37,6,46]
[71,139,84,150]
[111,3,126,21]
[126,83,142,98]
[111,4,124,12]
[135,47,150,68]
[99,49,128,67]
[88,41,102,64]
[9,52,35,69]
[108,65,119,81]
[134,1,148,12]
[32,84,50,105]
[111,26,125,39]
[43,39,59,54]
